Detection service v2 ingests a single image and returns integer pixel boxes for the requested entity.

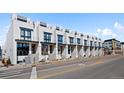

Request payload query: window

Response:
[58,35,63,43]
[69,37,74,44]
[17,43,29,56]
[20,27,32,40]
[84,40,87,46]
[25,31,31,37]
[90,41,93,46]
[94,42,97,47]
[44,32,52,42]
[21,29,25,36]
[77,38,80,44]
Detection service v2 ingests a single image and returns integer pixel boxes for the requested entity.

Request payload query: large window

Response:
[58,35,63,43]
[20,27,32,40]
[44,32,52,42]
[69,37,74,44]
[17,43,29,56]
[77,38,80,44]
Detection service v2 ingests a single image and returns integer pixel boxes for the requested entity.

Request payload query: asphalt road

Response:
[37,55,124,79]
[0,54,124,79]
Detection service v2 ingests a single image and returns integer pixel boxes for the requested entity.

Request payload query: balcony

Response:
[56,26,60,30]
[40,22,47,27]
[81,34,83,37]
[17,15,27,22]
[65,29,69,33]
[75,32,77,35]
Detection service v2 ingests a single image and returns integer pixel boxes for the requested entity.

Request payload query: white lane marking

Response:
[0,70,22,74]
[2,72,30,79]
[30,66,37,79]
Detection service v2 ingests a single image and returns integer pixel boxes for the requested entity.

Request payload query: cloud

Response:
[97,28,117,37]
[97,28,102,33]
[114,21,124,32]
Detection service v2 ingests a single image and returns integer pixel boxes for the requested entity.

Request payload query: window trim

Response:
[44,32,52,42]
[77,38,80,44]
[69,37,74,44]
[57,34,63,44]
[20,27,33,40]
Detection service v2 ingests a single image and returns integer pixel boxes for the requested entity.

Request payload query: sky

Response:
[0,13,124,46]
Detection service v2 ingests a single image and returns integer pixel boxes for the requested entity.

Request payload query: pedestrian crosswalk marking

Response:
[0,69,23,78]
[30,66,37,79]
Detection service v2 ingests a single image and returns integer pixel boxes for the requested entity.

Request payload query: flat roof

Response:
[104,38,120,42]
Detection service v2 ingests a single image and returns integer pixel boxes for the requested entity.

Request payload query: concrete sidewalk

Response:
[36,54,122,65]
[0,62,32,71]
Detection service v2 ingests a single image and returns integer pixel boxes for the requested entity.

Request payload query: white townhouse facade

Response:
[3,14,103,64]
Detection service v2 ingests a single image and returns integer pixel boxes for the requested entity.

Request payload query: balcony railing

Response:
[65,29,69,33]
[17,15,27,22]
[40,22,47,27]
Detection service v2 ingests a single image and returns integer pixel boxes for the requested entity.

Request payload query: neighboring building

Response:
[121,42,124,54]
[3,14,103,64]
[0,46,2,59]
[103,38,122,55]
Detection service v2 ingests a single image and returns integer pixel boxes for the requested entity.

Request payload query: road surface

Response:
[37,55,124,79]
[0,55,124,79]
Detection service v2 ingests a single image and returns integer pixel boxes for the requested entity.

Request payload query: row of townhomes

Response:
[3,14,103,64]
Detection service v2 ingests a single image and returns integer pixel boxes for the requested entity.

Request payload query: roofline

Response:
[104,38,120,42]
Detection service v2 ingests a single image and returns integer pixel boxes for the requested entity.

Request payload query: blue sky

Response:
[0,13,124,46]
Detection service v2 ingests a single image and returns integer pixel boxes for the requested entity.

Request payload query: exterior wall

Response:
[121,44,124,54]
[103,39,121,55]
[3,21,15,63]
[3,14,103,64]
